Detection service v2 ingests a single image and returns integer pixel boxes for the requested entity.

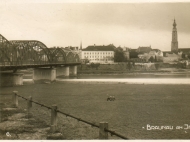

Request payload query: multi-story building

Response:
[65,46,82,60]
[82,44,115,64]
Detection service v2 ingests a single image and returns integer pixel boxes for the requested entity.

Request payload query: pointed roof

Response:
[173,19,177,27]
[80,41,82,50]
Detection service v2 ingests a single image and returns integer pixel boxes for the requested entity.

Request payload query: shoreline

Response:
[56,78,190,84]
[78,68,190,75]
[22,78,190,85]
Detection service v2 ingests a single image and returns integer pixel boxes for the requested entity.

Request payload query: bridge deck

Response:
[0,63,81,71]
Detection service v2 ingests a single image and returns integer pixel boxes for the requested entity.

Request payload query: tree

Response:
[129,51,138,58]
[84,59,89,64]
[149,56,154,63]
[90,63,100,70]
[127,61,132,71]
[155,56,157,62]
[188,54,190,59]
[155,63,160,70]
[114,47,125,62]
[182,53,186,59]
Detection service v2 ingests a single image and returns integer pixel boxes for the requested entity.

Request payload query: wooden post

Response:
[0,107,2,122]
[27,96,32,118]
[99,122,108,139]
[50,105,58,133]
[12,91,18,107]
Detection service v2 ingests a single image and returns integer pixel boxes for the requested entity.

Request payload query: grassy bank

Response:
[1,82,190,139]
[78,64,190,74]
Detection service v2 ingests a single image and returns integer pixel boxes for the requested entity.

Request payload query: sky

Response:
[0,1,190,51]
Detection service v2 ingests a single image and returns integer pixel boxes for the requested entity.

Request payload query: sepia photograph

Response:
[0,0,190,140]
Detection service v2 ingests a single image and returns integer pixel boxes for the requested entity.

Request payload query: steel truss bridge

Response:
[0,34,81,71]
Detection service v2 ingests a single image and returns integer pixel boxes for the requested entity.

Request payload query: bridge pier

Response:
[56,66,69,77]
[33,68,56,83]
[69,65,77,76]
[0,72,23,87]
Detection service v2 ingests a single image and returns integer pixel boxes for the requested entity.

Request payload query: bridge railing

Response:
[8,91,129,140]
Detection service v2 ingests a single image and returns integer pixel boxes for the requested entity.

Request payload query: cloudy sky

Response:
[0,1,190,51]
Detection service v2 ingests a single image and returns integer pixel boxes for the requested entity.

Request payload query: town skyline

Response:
[0,1,190,51]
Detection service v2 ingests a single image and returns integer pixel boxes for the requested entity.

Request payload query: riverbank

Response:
[0,94,65,140]
[78,65,190,75]
[1,83,190,139]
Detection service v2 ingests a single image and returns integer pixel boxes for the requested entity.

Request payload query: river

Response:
[58,72,190,79]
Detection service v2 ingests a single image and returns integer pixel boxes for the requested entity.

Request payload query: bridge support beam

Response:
[0,72,23,87]
[56,66,69,77]
[33,68,56,83]
[69,65,77,76]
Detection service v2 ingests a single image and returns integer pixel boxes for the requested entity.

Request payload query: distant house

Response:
[178,48,190,59]
[162,51,181,63]
[149,49,163,62]
[65,46,79,50]
[81,44,115,64]
[129,46,152,62]
[132,47,163,62]
[137,46,152,54]
[123,47,130,60]
[65,46,82,60]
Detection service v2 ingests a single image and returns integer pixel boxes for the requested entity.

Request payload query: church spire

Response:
[173,19,177,28]
[80,41,82,50]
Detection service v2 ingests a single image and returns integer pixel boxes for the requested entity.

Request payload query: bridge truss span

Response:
[0,34,81,70]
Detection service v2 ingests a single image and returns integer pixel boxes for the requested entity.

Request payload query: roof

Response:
[137,46,152,53]
[163,51,172,57]
[178,48,190,53]
[129,49,137,52]
[82,45,116,51]
[152,49,161,52]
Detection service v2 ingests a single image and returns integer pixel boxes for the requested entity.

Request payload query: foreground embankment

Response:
[1,82,190,139]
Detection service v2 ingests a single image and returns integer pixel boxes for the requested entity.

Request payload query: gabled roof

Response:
[82,45,116,51]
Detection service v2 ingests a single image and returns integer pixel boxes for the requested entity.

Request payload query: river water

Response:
[58,72,190,79]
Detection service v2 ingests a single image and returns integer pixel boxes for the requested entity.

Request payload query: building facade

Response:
[163,52,181,63]
[82,45,115,64]
[138,49,163,62]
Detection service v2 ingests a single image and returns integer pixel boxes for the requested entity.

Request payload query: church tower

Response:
[171,19,178,53]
